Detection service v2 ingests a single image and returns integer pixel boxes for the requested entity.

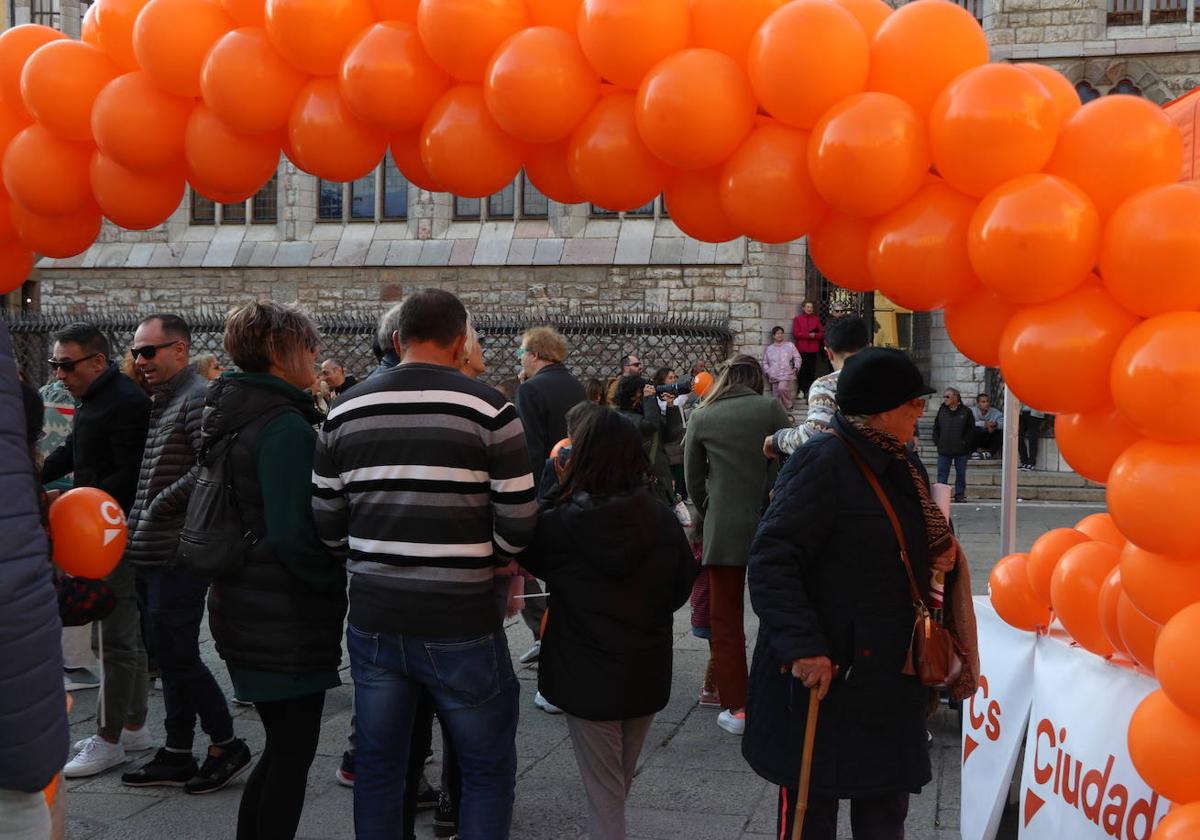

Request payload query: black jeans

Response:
[140,566,233,750]
[238,692,325,840]
[1018,412,1044,467]
[798,352,822,398]
[777,787,910,839]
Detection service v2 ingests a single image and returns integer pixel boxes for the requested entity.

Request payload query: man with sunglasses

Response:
[42,324,153,779]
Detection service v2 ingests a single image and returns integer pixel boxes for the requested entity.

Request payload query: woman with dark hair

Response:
[520,408,694,840]
[613,374,682,506]
[683,355,789,736]
[584,378,608,406]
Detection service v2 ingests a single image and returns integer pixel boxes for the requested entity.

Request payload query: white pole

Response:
[1000,386,1021,556]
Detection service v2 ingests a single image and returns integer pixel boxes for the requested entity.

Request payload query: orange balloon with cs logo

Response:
[49,487,127,579]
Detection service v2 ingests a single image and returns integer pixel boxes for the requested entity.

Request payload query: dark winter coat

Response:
[41,364,151,514]
[520,488,695,721]
[126,366,207,567]
[515,362,587,477]
[618,400,683,507]
[0,322,68,793]
[743,414,934,798]
[932,403,974,457]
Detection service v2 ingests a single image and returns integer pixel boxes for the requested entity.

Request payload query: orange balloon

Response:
[11,202,103,259]
[1055,406,1142,485]
[1098,567,1126,656]
[93,72,194,172]
[689,0,786,62]
[523,140,583,204]
[636,49,755,171]
[1015,62,1080,127]
[2,125,92,217]
[264,0,375,76]
[866,0,988,119]
[417,0,529,83]
[867,181,979,311]
[831,0,891,37]
[201,27,306,136]
[1050,540,1120,656]
[19,40,119,143]
[988,552,1051,631]
[47,487,127,578]
[390,129,445,192]
[693,370,714,396]
[808,92,929,219]
[1046,95,1183,222]
[527,0,579,28]
[373,0,418,20]
[1111,313,1200,443]
[1026,527,1091,608]
[944,285,1019,369]
[289,78,388,183]
[1129,690,1200,804]
[1122,545,1200,627]
[929,64,1058,198]
[747,0,869,131]
[568,92,666,212]
[341,22,450,134]
[222,0,265,24]
[999,286,1139,415]
[485,27,599,145]
[93,0,152,71]
[719,120,828,244]
[1109,439,1200,557]
[0,24,66,110]
[0,238,34,294]
[1100,184,1200,318]
[186,105,281,201]
[1153,802,1200,840]
[1156,603,1200,719]
[1075,512,1126,549]
[422,84,523,198]
[0,193,14,241]
[81,3,102,46]
[577,0,689,90]
[1117,591,1160,672]
[133,0,235,98]
[663,167,739,244]
[968,174,1100,305]
[90,153,186,230]
[809,211,874,293]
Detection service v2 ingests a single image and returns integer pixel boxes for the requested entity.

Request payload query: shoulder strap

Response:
[201,403,300,463]
[829,429,926,609]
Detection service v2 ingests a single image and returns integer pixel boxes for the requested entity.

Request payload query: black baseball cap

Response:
[836,347,935,415]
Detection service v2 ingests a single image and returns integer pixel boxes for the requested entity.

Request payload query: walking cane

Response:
[790,686,821,840]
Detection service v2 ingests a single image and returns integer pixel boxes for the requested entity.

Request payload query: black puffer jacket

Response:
[126,366,207,567]
[41,364,150,513]
[515,363,587,473]
[520,488,695,721]
[932,403,974,457]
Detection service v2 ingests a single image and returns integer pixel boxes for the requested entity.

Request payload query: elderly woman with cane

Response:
[742,348,977,840]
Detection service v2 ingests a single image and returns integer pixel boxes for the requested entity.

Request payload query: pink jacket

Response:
[762,342,801,383]
[792,313,824,353]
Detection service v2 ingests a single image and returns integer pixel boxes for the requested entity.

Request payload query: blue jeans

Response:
[347,624,519,840]
[937,454,968,499]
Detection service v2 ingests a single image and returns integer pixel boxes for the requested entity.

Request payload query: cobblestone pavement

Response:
[64,501,1101,840]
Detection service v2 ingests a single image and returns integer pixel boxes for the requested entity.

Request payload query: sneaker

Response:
[533,691,563,715]
[416,775,440,811]
[183,739,252,795]
[953,494,967,503]
[970,451,982,460]
[121,748,199,787]
[231,697,254,707]
[153,677,163,691]
[64,735,128,778]
[75,727,153,753]
[518,640,541,664]
[698,687,722,709]
[335,750,354,788]
[63,668,100,691]
[717,710,746,736]
[434,792,458,838]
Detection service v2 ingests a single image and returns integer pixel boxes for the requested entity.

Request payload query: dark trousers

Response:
[708,566,748,712]
[1018,413,1043,467]
[777,787,909,840]
[140,566,233,751]
[405,692,436,840]
[970,427,1002,457]
[936,454,968,499]
[520,577,546,642]
[238,693,325,840]
[798,353,821,398]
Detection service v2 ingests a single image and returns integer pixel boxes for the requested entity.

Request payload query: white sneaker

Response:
[717,709,746,736]
[64,735,128,778]
[518,641,541,664]
[75,727,154,753]
[533,691,563,715]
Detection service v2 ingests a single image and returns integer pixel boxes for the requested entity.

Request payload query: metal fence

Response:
[4,308,734,393]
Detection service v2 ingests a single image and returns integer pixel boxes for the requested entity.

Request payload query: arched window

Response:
[1110,78,1143,97]
[1075,81,1100,104]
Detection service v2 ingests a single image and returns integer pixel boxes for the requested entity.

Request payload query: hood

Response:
[551,488,665,580]
[202,372,321,441]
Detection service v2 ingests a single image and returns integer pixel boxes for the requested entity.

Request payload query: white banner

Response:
[1018,631,1167,840]
[961,597,1039,840]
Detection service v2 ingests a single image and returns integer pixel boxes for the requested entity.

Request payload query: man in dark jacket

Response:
[119,314,248,793]
[932,387,975,503]
[41,324,153,780]
[0,320,67,835]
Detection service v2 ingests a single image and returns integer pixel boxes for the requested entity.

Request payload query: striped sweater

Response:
[312,362,538,638]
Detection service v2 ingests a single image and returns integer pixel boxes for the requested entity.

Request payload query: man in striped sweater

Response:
[312,289,537,840]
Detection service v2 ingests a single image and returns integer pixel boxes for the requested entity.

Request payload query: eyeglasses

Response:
[129,341,179,361]
[47,352,99,373]
[516,347,530,360]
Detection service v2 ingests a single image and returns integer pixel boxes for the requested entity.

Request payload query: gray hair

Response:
[376,302,404,352]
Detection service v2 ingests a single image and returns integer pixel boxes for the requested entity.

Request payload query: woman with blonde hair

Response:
[191,353,223,381]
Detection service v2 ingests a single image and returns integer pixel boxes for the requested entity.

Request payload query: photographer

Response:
[653,367,688,498]
[614,375,682,507]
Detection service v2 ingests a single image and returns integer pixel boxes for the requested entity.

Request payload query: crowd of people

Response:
[1,289,984,840]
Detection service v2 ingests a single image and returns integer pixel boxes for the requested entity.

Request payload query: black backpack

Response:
[175,405,297,579]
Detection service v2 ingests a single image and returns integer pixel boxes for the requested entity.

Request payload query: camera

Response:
[655,377,693,396]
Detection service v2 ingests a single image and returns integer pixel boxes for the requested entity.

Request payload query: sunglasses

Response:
[129,341,179,361]
[48,352,100,373]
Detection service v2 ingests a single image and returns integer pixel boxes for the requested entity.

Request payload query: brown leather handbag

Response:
[832,432,965,690]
